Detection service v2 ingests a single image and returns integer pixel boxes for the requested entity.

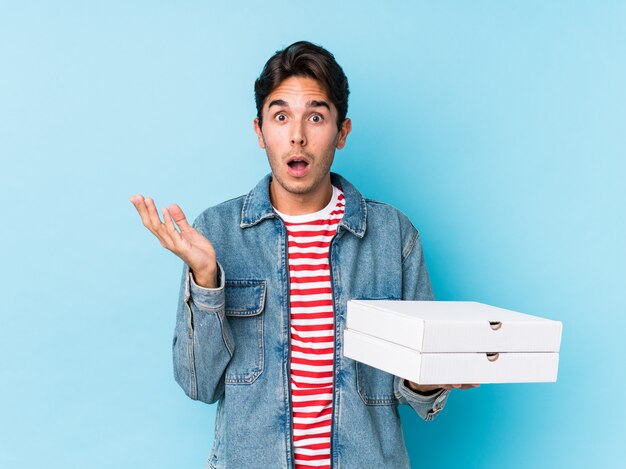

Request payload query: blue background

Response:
[1,1,624,468]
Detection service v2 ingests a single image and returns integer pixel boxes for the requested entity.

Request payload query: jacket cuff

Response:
[188,262,225,311]
[396,377,450,421]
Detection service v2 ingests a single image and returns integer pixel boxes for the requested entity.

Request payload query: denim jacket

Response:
[173,172,450,468]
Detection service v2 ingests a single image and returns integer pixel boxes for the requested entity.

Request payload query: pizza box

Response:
[343,300,562,384]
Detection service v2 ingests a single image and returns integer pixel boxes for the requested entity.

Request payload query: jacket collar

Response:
[240,172,367,238]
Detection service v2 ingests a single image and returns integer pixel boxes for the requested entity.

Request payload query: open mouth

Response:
[287,157,309,170]
[286,156,310,177]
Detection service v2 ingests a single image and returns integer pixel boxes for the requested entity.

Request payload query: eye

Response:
[274,113,287,122]
[310,114,323,123]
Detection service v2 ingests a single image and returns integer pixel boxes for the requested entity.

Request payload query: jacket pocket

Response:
[224,280,267,384]
[356,361,399,405]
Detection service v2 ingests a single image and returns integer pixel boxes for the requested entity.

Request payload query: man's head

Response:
[254,41,349,130]
[253,42,352,212]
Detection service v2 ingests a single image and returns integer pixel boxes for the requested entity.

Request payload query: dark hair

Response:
[254,41,349,130]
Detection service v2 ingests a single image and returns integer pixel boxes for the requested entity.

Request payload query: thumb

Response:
[168,204,192,232]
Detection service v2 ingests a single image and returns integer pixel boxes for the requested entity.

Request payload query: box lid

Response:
[346,300,562,352]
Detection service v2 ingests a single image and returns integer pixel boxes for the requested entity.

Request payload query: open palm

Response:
[129,194,217,286]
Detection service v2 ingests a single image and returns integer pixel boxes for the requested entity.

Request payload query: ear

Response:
[253,117,266,149]
[335,118,352,150]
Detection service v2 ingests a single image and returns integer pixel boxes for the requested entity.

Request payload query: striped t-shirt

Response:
[273,185,345,469]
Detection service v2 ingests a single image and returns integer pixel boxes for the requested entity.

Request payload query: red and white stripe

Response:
[275,186,345,469]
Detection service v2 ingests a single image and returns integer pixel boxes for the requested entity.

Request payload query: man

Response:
[130,41,477,468]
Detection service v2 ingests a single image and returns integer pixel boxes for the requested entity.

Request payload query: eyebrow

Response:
[308,100,331,111]
[267,99,331,111]
[268,99,289,109]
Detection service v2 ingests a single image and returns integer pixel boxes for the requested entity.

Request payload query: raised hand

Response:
[129,195,218,288]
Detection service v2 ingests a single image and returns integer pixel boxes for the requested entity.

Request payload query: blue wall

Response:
[1,1,624,468]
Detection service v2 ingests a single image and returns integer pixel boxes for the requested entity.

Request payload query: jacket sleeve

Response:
[393,224,451,421]
[172,260,234,404]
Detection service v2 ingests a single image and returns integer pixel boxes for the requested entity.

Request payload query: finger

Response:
[130,194,147,213]
[162,207,183,246]
[169,203,192,233]
[130,196,174,249]
[154,207,177,248]
[460,384,480,390]
[144,197,164,228]
[130,195,157,231]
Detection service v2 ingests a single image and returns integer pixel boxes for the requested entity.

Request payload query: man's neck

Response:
[270,179,334,216]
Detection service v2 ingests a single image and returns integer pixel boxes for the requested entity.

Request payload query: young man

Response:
[130,41,476,469]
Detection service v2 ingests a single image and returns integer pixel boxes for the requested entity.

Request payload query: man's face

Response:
[254,76,351,199]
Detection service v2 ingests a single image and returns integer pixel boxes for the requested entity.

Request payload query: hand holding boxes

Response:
[343,300,562,384]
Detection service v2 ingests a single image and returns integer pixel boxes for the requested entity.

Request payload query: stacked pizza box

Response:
[343,300,562,384]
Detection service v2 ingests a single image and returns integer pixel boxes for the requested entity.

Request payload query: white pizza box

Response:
[345,300,562,353]
[343,328,560,384]
[343,300,562,384]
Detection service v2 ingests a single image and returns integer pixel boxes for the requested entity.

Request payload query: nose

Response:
[290,121,306,147]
